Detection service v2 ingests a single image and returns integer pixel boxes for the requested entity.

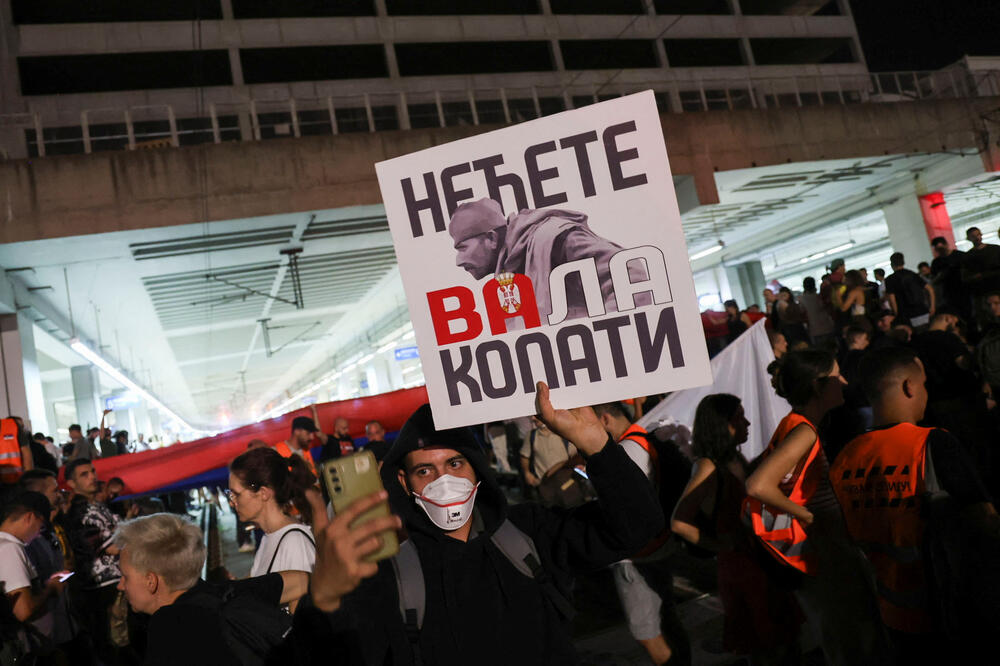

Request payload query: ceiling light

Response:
[357,353,375,365]
[376,341,397,354]
[689,241,724,262]
[69,339,204,434]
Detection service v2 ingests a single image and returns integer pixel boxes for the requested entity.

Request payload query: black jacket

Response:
[336,404,664,666]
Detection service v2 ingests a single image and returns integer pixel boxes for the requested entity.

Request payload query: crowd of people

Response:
[1,230,998,665]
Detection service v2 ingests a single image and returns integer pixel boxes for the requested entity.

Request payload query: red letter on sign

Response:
[482,273,541,335]
[427,286,483,345]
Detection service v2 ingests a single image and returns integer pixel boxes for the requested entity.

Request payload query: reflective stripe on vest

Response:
[830,423,931,632]
[742,412,821,574]
[0,419,24,484]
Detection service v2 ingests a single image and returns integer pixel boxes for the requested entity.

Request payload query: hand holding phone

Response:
[321,452,399,563]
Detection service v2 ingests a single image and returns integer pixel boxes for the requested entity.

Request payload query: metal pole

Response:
[290,98,300,138]
[81,111,92,154]
[209,103,221,143]
[167,105,179,147]
[125,109,136,150]
[32,112,45,157]
[434,90,445,127]
[327,96,339,135]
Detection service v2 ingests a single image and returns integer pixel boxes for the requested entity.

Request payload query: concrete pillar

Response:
[917,192,956,248]
[133,401,152,440]
[724,261,765,311]
[882,196,933,268]
[70,365,102,430]
[0,313,48,433]
[387,354,404,391]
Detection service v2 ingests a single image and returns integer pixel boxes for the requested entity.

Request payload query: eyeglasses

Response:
[223,488,245,503]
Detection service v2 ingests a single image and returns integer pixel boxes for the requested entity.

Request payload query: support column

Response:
[724,261,765,311]
[882,196,933,267]
[0,313,48,433]
[70,365,101,431]
[918,192,956,248]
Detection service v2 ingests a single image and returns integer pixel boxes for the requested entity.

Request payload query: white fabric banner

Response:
[638,319,789,461]
[376,91,711,429]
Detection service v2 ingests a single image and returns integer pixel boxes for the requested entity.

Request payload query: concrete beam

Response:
[1,97,994,245]
[14,15,859,56]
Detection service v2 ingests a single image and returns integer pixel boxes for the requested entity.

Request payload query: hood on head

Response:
[381,404,506,540]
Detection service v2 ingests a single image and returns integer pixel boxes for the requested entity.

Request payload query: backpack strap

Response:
[390,539,424,664]
[491,519,576,621]
[528,429,537,477]
[265,528,315,575]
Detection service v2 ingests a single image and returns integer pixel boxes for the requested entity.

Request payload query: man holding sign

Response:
[333,386,663,665]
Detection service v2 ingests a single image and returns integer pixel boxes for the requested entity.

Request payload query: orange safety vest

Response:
[0,419,24,484]
[619,424,670,557]
[743,412,822,574]
[830,423,931,633]
[273,440,318,478]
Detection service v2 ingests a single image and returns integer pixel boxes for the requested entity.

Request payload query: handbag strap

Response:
[265,528,315,574]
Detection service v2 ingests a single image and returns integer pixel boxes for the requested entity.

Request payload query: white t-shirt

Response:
[250,523,315,577]
[0,531,53,637]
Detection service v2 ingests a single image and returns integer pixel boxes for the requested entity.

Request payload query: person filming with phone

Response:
[331,383,664,666]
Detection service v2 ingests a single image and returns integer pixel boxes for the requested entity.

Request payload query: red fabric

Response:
[701,310,729,339]
[72,386,428,495]
[918,192,955,248]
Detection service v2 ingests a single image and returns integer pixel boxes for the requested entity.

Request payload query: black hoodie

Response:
[336,404,664,666]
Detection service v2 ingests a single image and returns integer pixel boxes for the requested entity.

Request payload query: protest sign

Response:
[376,91,712,429]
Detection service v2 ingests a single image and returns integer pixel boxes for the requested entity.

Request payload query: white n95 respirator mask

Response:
[413,475,480,531]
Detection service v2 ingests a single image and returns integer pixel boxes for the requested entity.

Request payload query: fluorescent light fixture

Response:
[357,353,375,365]
[69,339,203,434]
[401,365,421,376]
[689,243,724,262]
[824,241,856,256]
[401,330,415,341]
[376,341,397,354]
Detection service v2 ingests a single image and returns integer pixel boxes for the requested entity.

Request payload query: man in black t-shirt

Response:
[885,252,935,328]
[961,226,1000,327]
[930,236,968,319]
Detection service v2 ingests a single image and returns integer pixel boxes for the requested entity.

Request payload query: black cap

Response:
[291,416,318,433]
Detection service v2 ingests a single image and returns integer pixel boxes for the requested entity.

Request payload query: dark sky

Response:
[850,0,1000,71]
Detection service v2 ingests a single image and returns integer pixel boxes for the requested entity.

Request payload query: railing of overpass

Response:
[4,67,998,159]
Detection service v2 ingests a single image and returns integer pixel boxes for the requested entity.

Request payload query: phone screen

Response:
[57,572,74,582]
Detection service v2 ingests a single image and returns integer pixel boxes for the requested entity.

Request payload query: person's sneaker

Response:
[238,543,255,553]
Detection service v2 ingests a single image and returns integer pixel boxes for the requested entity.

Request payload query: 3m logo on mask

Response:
[413,475,480,531]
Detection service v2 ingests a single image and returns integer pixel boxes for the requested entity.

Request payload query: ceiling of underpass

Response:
[1,150,992,430]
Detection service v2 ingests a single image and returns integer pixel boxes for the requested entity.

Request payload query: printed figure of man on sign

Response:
[449,197,652,322]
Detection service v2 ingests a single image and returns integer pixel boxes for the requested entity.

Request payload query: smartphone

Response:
[54,571,74,582]
[321,451,399,563]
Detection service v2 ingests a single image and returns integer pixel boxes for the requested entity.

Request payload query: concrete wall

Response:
[1,97,995,244]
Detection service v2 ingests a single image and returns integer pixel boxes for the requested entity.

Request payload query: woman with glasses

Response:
[228,447,317,611]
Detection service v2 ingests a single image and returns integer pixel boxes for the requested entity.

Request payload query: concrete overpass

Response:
[2,95,998,245]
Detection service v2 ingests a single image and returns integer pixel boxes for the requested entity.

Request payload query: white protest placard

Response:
[376,91,712,429]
